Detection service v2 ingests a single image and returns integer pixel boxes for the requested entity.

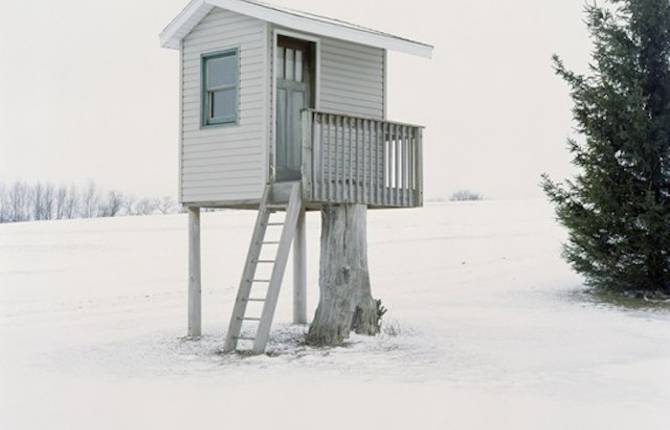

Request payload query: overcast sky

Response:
[0,0,590,200]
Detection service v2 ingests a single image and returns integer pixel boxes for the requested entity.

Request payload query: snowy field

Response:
[1,200,669,429]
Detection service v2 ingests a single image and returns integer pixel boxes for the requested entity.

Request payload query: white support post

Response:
[188,207,202,339]
[293,208,307,324]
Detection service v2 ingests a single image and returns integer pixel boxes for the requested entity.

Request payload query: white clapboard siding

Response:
[319,38,385,120]
[181,8,268,205]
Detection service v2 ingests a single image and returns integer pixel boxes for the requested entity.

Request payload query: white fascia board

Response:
[160,0,433,59]
[160,0,209,49]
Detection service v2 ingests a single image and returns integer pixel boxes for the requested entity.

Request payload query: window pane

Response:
[211,88,236,121]
[207,54,236,89]
[286,48,294,81]
[277,47,285,80]
[295,50,303,82]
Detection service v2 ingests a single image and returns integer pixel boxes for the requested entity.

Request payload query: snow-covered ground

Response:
[1,200,669,429]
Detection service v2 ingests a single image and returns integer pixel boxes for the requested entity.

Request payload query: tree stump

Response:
[306,204,380,346]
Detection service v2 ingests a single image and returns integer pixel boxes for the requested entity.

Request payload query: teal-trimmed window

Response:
[202,49,239,127]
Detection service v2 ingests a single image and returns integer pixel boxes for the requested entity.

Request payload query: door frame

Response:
[271,28,320,184]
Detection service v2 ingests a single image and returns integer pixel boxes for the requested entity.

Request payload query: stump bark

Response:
[306,204,379,346]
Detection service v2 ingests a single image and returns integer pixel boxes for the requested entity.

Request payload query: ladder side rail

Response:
[253,183,303,353]
[223,185,272,352]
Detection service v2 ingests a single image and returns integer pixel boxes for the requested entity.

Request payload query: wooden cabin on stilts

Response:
[160,0,433,354]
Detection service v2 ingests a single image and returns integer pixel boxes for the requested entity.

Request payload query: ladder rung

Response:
[235,336,256,341]
[253,279,271,283]
[238,317,261,321]
[255,260,276,264]
[266,223,284,226]
[266,204,287,209]
[245,298,266,302]
[263,241,280,245]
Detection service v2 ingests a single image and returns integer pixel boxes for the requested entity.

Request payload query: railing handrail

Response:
[303,108,425,130]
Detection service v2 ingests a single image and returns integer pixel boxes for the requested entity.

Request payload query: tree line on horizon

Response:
[0,181,179,224]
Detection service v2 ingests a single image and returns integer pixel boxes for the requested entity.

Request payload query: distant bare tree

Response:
[8,182,30,222]
[99,191,125,217]
[43,183,55,220]
[54,186,68,220]
[32,182,44,220]
[450,190,484,202]
[122,195,137,216]
[134,198,159,216]
[157,196,177,215]
[62,185,79,220]
[80,182,99,218]
[0,183,7,223]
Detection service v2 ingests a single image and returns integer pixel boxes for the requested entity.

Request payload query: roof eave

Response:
[159,0,433,59]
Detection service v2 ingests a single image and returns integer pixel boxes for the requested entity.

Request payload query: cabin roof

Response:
[160,0,433,58]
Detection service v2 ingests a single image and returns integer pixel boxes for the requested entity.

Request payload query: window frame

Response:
[201,48,240,128]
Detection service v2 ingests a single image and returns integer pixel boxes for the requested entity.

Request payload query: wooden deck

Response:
[301,109,424,208]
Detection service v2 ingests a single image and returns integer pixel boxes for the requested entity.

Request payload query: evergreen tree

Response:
[543,0,670,293]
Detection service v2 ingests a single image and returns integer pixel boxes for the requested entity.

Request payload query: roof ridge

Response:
[160,0,434,58]
[239,0,432,48]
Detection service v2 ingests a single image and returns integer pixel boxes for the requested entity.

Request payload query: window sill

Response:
[200,121,239,130]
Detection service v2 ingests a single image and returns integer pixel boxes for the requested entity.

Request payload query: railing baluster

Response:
[356,118,360,203]
[360,118,365,204]
[364,121,376,204]
[367,120,372,205]
[327,114,333,203]
[347,117,354,203]
[401,125,405,205]
[416,127,423,206]
[328,115,337,203]
[401,125,406,206]
[322,114,326,202]
[337,116,342,202]
[341,117,345,203]
[312,113,317,201]
[336,114,341,203]
[357,118,362,204]
[381,122,385,205]
[361,119,366,205]
[380,121,384,205]
[388,123,393,204]
[353,118,358,204]
[373,120,378,206]
[409,126,415,205]
[318,113,324,201]
[338,116,342,202]
[301,110,312,201]
[400,125,405,206]
[410,125,415,206]
[399,125,403,205]
[391,124,399,205]
[389,122,393,205]
[384,122,390,206]
[337,116,347,203]
[402,127,409,206]
[412,127,416,206]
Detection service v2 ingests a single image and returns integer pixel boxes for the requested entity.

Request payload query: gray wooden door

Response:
[276,37,312,182]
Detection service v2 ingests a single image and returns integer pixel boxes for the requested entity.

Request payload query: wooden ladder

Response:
[223,182,302,354]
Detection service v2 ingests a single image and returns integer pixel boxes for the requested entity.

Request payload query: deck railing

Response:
[301,109,423,208]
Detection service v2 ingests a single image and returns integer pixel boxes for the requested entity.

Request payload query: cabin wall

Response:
[181,8,269,205]
[319,38,386,120]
